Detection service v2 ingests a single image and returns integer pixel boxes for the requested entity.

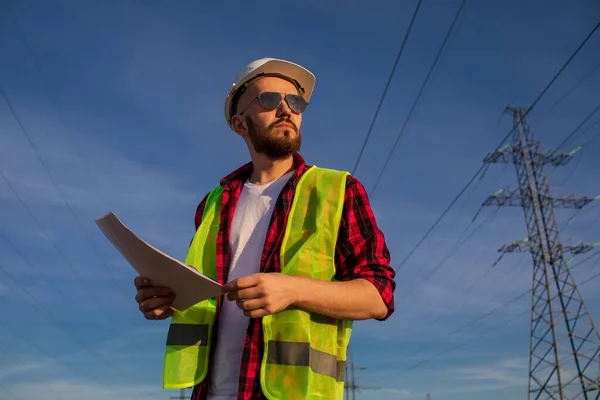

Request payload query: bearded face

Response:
[245,115,302,160]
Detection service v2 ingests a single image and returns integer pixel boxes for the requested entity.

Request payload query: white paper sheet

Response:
[95,212,222,311]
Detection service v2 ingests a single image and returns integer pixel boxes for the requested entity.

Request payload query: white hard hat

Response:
[223,58,316,130]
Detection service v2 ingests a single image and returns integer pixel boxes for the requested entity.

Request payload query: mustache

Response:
[268,118,298,132]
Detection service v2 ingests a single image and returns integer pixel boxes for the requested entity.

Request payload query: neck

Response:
[248,152,295,185]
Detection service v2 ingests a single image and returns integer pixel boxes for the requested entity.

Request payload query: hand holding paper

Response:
[134,276,176,320]
[95,212,222,312]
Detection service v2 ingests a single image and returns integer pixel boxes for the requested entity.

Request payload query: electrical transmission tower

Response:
[344,346,380,399]
[482,106,600,399]
[169,388,188,400]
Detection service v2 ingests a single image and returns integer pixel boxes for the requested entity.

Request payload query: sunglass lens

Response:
[258,92,283,110]
[286,94,307,113]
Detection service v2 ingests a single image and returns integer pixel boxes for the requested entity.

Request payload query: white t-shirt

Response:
[207,171,293,399]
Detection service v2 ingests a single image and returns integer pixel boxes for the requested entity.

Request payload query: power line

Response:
[9,15,115,214]
[534,103,600,188]
[579,116,600,147]
[0,218,153,394]
[366,250,600,374]
[579,208,600,230]
[393,18,600,272]
[0,260,150,399]
[397,212,526,342]
[395,148,509,290]
[0,386,24,400]
[582,270,600,285]
[0,233,119,329]
[399,204,501,302]
[555,147,584,186]
[371,259,600,382]
[0,356,27,400]
[403,308,530,374]
[0,170,123,321]
[0,319,117,400]
[545,59,600,114]
[384,186,522,367]
[555,102,600,150]
[400,257,600,374]
[0,88,131,302]
[364,289,531,378]
[394,164,486,272]
[581,134,600,149]
[370,0,467,196]
[547,114,600,186]
[0,340,68,400]
[351,0,423,175]
[527,21,600,114]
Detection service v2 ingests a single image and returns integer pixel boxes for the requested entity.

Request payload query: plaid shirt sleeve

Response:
[335,175,396,320]
[194,194,209,230]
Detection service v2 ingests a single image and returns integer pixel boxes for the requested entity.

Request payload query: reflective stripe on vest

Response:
[266,341,345,382]
[166,324,210,346]
[162,166,353,399]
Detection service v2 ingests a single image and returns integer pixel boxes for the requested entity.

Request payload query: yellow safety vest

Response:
[163,165,352,400]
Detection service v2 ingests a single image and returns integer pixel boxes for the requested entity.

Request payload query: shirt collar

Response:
[219,152,308,190]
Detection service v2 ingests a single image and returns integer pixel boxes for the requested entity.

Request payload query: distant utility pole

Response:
[169,388,188,400]
[344,345,380,399]
[482,106,600,399]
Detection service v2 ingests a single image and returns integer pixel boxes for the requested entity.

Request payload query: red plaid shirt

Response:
[190,153,395,400]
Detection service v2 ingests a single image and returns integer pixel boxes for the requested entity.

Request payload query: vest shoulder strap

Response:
[310,165,350,179]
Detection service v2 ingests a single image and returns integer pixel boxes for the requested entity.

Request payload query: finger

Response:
[236,298,267,312]
[144,304,173,320]
[139,294,176,313]
[226,287,262,302]
[222,274,260,293]
[134,276,151,290]
[135,286,173,303]
[243,308,268,319]
[140,294,175,312]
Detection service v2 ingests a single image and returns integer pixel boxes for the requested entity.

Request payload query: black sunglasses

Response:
[239,92,307,116]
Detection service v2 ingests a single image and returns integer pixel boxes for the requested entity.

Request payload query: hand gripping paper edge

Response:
[94,212,222,311]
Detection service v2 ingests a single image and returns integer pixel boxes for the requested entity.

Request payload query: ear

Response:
[231,114,248,137]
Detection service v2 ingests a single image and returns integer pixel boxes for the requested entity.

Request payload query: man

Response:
[134,58,396,400]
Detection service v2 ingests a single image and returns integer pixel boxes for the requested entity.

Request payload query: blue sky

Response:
[1,0,599,399]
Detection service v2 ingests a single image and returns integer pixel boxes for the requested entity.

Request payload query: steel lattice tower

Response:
[482,107,600,399]
[344,346,380,400]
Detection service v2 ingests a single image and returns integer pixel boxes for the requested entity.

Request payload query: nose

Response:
[275,96,292,118]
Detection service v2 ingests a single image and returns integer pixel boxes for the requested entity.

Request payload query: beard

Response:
[245,116,302,161]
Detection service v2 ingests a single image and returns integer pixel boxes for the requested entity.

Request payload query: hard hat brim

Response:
[224,59,315,130]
